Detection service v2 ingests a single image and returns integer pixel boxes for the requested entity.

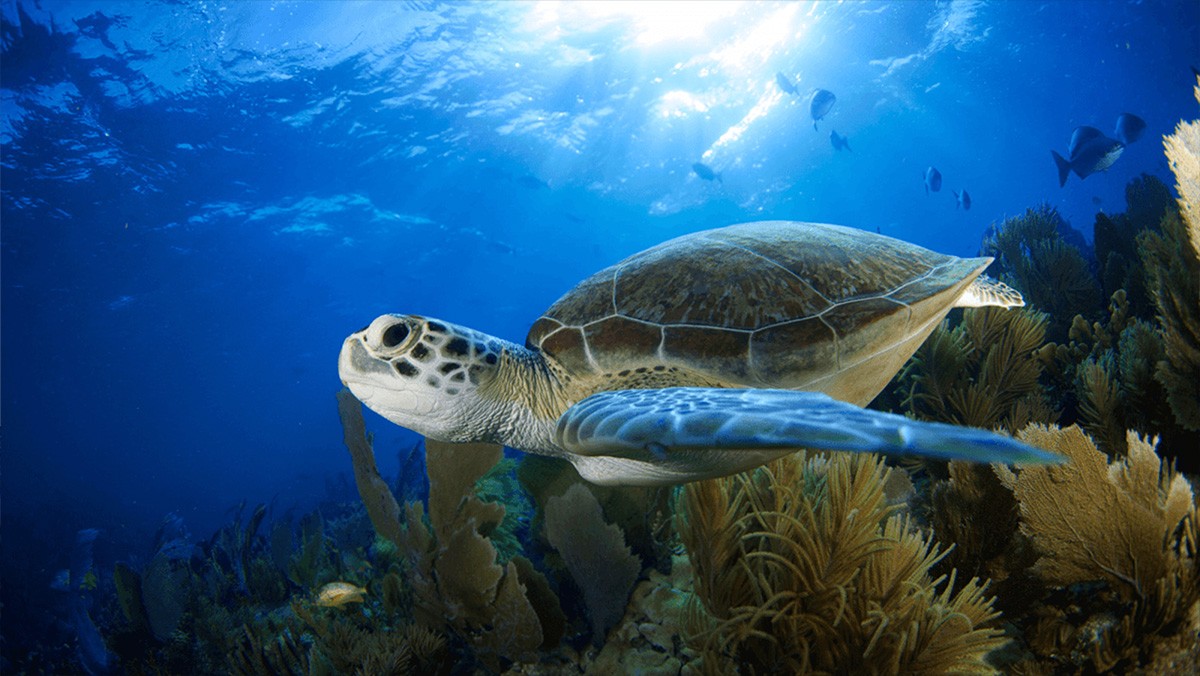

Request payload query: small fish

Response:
[692,162,723,184]
[954,189,971,210]
[829,130,851,152]
[924,166,942,195]
[1092,195,1103,206]
[315,582,367,608]
[1113,113,1146,145]
[775,71,798,95]
[1052,126,1124,187]
[809,89,836,131]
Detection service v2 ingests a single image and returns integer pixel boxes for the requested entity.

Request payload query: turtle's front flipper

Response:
[557,387,1061,472]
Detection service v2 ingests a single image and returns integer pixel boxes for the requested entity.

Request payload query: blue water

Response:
[2,0,1197,668]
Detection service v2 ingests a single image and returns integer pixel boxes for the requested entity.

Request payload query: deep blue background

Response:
[2,0,1197,603]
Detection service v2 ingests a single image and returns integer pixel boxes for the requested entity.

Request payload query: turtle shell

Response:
[527,221,991,405]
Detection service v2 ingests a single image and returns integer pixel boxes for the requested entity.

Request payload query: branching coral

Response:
[1074,355,1126,456]
[677,452,1007,674]
[896,307,1057,434]
[1094,174,1175,315]
[289,600,447,676]
[228,620,312,676]
[981,205,1102,342]
[1139,185,1200,431]
[1124,81,1200,437]
[926,463,1035,601]
[1164,78,1200,264]
[995,424,1200,671]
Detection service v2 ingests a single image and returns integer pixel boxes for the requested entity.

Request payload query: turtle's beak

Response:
[338,333,392,397]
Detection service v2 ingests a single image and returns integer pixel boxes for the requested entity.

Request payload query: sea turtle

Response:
[339,221,1058,486]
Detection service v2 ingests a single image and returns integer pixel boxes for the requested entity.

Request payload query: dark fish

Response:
[1092,196,1103,206]
[829,130,851,151]
[954,189,971,210]
[924,166,942,195]
[775,71,797,95]
[809,89,836,131]
[1114,113,1146,145]
[692,162,722,184]
[1067,125,1105,158]
[1052,126,1124,187]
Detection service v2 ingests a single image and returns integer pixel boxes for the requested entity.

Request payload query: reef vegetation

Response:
[7,86,1200,676]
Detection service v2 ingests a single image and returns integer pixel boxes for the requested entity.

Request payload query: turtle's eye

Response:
[382,322,411,348]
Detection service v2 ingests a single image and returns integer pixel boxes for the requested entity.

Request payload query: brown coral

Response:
[981,205,1102,342]
[1093,174,1175,314]
[336,389,405,549]
[1139,212,1200,432]
[398,439,561,668]
[678,452,1007,674]
[995,424,1200,670]
[544,483,642,643]
[896,307,1056,434]
[290,600,446,676]
[1135,80,1200,432]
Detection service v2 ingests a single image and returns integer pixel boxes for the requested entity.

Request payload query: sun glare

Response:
[529,1,745,46]
[656,90,710,118]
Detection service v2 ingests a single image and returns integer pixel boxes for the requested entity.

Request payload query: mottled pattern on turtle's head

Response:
[338,314,506,438]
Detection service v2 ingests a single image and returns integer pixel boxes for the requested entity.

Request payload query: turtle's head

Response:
[338,314,507,441]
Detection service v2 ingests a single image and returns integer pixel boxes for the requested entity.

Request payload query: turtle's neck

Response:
[472,338,572,456]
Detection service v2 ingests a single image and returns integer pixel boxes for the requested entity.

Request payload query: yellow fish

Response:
[315,582,368,608]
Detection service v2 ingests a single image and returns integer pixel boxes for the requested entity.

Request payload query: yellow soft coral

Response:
[898,307,1057,434]
[1164,78,1200,262]
[995,424,1200,670]
[1139,77,1200,431]
[678,452,1006,674]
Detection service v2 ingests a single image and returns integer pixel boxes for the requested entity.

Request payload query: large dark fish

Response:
[692,162,723,184]
[955,189,971,211]
[1052,126,1124,187]
[1114,113,1146,145]
[775,71,798,95]
[924,166,942,195]
[809,89,836,131]
[829,130,851,152]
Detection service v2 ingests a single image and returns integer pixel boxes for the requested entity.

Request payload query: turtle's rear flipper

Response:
[556,387,1060,485]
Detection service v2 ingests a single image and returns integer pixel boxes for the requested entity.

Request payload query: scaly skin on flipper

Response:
[339,221,1057,485]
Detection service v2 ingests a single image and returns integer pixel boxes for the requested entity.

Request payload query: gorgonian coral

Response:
[678,452,1006,674]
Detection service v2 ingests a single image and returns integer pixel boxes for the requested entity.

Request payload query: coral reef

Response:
[586,553,699,673]
[397,438,562,669]
[1137,89,1200,430]
[891,306,1057,435]
[517,454,675,574]
[1093,174,1175,315]
[981,205,1102,342]
[544,483,642,643]
[677,451,1007,674]
[995,424,1200,672]
[337,388,406,549]
[1164,78,1200,264]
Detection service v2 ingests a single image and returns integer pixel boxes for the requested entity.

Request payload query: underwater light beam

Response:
[528,0,744,46]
